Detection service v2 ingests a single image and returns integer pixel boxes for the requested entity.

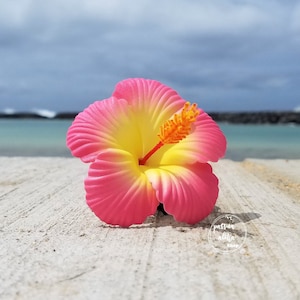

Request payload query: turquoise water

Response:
[0,119,72,157]
[0,119,299,160]
[220,123,300,160]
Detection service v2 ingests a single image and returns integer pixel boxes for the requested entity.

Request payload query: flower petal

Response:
[112,78,186,157]
[144,163,219,224]
[113,78,226,165]
[66,97,142,163]
[156,110,227,165]
[85,149,159,227]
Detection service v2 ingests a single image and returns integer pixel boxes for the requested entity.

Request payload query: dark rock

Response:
[55,112,79,119]
[208,112,300,124]
[0,112,46,119]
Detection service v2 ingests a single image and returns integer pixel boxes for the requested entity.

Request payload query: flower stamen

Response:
[139,102,199,165]
[158,102,199,144]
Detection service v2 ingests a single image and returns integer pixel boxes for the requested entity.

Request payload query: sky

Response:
[0,0,300,113]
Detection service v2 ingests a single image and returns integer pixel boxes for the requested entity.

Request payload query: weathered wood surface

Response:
[0,157,299,300]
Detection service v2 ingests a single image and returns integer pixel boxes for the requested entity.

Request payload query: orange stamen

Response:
[139,102,199,165]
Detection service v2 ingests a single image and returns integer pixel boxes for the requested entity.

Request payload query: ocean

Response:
[0,119,299,161]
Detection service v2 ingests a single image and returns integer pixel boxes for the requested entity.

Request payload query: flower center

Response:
[139,102,199,165]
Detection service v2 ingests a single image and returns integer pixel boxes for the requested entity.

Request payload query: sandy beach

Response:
[0,157,299,299]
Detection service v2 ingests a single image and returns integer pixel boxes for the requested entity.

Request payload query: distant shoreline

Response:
[208,111,300,124]
[1,111,300,124]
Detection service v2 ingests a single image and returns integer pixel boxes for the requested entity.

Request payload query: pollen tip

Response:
[158,102,199,144]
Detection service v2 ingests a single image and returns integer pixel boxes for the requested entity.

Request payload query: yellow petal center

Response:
[139,102,199,165]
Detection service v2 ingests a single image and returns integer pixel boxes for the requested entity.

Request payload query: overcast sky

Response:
[0,0,300,112]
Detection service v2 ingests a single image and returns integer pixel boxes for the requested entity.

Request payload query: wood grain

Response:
[0,157,299,299]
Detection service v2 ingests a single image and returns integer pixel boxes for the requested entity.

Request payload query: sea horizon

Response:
[1,108,300,122]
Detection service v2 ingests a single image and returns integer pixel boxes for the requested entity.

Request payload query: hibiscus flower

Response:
[66,78,226,227]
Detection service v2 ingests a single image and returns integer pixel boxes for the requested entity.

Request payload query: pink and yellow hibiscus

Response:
[66,78,226,227]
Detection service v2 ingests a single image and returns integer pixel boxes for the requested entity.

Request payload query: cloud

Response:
[291,2,300,31]
[0,0,299,112]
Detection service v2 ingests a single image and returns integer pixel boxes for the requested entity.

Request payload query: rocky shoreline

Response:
[208,111,300,124]
[1,111,300,124]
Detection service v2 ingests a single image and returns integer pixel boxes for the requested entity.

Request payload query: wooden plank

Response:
[0,157,299,299]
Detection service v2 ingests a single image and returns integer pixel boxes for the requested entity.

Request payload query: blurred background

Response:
[1,0,300,112]
[0,0,299,159]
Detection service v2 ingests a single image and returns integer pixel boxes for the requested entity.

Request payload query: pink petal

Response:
[85,149,159,227]
[145,163,219,224]
[113,78,226,165]
[113,78,184,120]
[158,111,227,165]
[66,97,142,163]
[112,78,186,159]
